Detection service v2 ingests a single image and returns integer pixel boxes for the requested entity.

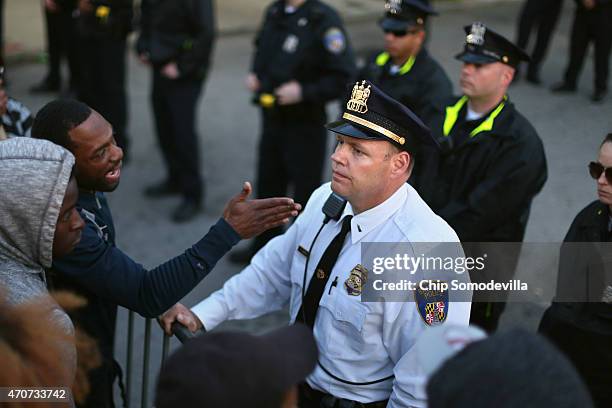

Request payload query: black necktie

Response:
[297,215,353,329]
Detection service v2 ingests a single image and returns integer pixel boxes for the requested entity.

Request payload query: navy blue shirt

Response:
[48,190,239,406]
[51,190,240,318]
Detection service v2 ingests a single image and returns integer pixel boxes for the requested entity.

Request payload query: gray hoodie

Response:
[0,137,77,385]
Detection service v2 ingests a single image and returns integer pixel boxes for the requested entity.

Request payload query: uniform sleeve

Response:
[191,220,300,330]
[191,185,328,329]
[52,218,240,318]
[384,301,472,407]
[135,0,152,55]
[437,129,548,241]
[385,241,471,408]
[419,67,453,126]
[177,0,216,78]
[300,16,356,103]
[250,7,272,75]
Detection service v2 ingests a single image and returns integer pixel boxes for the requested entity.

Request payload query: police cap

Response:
[326,80,437,153]
[379,0,437,32]
[455,22,530,68]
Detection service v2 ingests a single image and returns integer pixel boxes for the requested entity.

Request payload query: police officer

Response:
[552,0,612,102]
[360,0,452,124]
[412,23,548,332]
[137,0,215,222]
[76,0,132,156]
[515,0,564,84]
[162,81,472,407]
[539,133,612,407]
[30,0,80,94]
[231,0,356,262]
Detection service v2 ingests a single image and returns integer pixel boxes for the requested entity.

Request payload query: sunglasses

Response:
[588,161,612,183]
[383,28,419,37]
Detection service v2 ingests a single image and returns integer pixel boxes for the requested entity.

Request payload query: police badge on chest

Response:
[282,34,299,53]
[345,264,368,296]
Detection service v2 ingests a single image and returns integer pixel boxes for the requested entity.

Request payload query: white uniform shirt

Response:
[192,182,471,407]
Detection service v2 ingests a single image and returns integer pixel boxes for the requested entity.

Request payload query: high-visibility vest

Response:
[375,52,416,76]
[442,95,507,137]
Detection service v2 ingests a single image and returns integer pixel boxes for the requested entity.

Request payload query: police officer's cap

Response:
[326,80,437,153]
[379,0,437,32]
[455,22,531,68]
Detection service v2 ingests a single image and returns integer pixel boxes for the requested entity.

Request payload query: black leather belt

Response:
[298,383,389,408]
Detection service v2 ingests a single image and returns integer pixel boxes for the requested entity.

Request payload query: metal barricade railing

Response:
[120,309,204,408]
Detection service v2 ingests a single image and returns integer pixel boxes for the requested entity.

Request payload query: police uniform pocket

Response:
[319,293,369,356]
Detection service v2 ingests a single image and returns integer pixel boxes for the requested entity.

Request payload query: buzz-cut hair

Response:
[31,99,92,150]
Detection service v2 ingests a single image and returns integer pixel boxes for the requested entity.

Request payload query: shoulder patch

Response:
[414,281,448,326]
[324,27,346,54]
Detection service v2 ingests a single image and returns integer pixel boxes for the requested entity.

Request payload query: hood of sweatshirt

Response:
[0,137,75,271]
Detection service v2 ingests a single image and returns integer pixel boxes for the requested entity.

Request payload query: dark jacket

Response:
[78,0,133,39]
[574,0,612,10]
[251,0,355,116]
[412,96,547,242]
[359,48,452,125]
[136,0,215,79]
[545,201,612,334]
[48,190,239,406]
[50,190,239,319]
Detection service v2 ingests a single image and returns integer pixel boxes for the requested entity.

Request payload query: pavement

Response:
[4,0,612,406]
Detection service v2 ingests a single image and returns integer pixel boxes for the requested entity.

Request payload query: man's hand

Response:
[245,72,260,92]
[138,53,151,66]
[78,0,93,14]
[161,62,180,79]
[223,182,302,239]
[45,0,59,12]
[159,303,203,335]
[583,0,596,9]
[275,80,303,105]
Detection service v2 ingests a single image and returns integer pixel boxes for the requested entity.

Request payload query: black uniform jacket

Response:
[574,0,612,10]
[137,0,215,79]
[546,201,612,334]
[359,48,453,124]
[412,96,547,242]
[251,0,355,116]
[79,0,133,39]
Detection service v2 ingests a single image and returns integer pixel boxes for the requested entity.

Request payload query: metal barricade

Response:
[120,310,204,408]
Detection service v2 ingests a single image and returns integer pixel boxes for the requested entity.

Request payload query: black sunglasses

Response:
[383,28,419,37]
[588,161,612,183]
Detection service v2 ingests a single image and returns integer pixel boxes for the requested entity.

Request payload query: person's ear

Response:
[501,65,515,86]
[391,151,410,178]
[417,29,426,44]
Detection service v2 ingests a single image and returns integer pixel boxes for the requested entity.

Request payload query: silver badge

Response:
[385,0,402,14]
[466,22,486,46]
[602,285,612,303]
[282,34,299,53]
[297,17,308,27]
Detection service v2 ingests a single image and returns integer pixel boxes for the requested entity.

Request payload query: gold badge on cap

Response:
[344,264,368,296]
[385,0,402,14]
[347,81,371,114]
[466,22,486,46]
[502,56,509,63]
